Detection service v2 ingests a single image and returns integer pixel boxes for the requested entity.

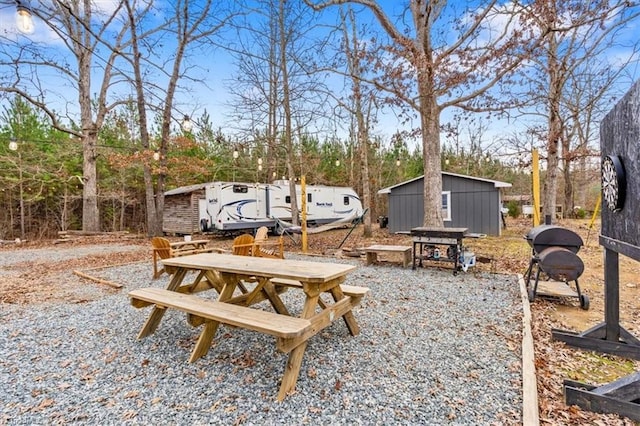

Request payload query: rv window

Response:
[285,196,291,204]
[233,185,248,194]
[343,196,350,205]
[307,193,312,202]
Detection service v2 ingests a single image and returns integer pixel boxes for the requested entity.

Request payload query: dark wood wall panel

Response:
[600,80,640,252]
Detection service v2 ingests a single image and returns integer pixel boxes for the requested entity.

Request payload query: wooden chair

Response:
[230,229,284,259]
[232,234,256,256]
[152,237,178,278]
[229,234,262,295]
[253,226,284,259]
[151,237,223,279]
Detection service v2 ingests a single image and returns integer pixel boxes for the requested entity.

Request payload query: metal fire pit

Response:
[524,225,589,310]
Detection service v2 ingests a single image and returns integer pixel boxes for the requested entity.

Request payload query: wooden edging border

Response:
[518,273,540,426]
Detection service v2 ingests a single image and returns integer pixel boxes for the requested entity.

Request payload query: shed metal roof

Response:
[164,182,211,196]
[377,172,512,194]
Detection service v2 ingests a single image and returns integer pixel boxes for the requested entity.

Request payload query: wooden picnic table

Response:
[129,252,367,401]
[169,239,209,251]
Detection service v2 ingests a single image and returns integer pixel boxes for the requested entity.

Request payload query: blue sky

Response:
[2,1,639,159]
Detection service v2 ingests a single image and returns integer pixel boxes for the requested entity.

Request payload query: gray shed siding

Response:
[388,179,423,233]
[387,175,502,235]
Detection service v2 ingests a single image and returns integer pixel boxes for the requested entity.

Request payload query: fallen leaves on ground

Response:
[2,221,640,424]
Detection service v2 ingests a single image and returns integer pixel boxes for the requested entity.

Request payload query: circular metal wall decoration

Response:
[601,155,626,212]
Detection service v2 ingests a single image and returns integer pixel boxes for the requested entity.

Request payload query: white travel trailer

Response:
[193,180,363,233]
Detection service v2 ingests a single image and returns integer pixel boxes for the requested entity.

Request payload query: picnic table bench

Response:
[129,288,312,362]
[271,278,369,301]
[364,244,412,268]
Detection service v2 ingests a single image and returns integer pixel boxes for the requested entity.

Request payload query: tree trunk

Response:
[124,0,162,236]
[416,53,443,227]
[143,167,158,235]
[78,11,100,233]
[18,157,25,239]
[358,110,372,237]
[543,33,561,221]
[575,154,587,208]
[81,131,100,232]
[119,183,126,231]
[341,6,372,236]
[268,5,279,183]
[420,101,443,226]
[563,159,572,218]
[62,185,68,232]
[280,0,299,225]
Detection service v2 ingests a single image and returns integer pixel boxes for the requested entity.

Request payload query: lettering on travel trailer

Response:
[198,180,363,233]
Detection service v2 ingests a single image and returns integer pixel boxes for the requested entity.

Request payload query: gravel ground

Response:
[0,246,523,425]
[0,244,144,268]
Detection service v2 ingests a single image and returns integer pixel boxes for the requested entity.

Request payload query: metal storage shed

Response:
[378,172,511,236]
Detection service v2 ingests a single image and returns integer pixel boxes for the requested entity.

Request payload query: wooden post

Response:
[604,247,620,339]
[531,149,540,227]
[301,175,307,253]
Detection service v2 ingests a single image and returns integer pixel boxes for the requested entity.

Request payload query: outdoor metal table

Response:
[411,227,468,274]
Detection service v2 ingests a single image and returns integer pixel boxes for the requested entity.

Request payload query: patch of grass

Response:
[561,351,638,384]
[463,221,532,275]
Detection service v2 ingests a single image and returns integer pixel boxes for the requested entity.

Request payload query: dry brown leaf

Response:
[122,410,138,420]
[124,390,140,399]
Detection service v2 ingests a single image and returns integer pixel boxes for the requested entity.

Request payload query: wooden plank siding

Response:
[163,189,204,235]
[600,80,640,250]
[386,174,503,236]
[445,174,500,236]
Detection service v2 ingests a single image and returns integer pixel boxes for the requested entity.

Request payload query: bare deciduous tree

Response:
[1,0,130,232]
[227,0,331,227]
[306,0,535,227]
[522,0,640,218]
[339,6,375,236]
[122,0,234,235]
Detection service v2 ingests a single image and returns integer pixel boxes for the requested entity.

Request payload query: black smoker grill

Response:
[524,225,589,310]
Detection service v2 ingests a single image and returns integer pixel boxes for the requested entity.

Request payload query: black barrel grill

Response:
[524,225,589,309]
[525,225,583,254]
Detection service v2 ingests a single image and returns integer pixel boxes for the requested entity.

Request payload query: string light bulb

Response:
[181,115,193,132]
[16,3,34,34]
